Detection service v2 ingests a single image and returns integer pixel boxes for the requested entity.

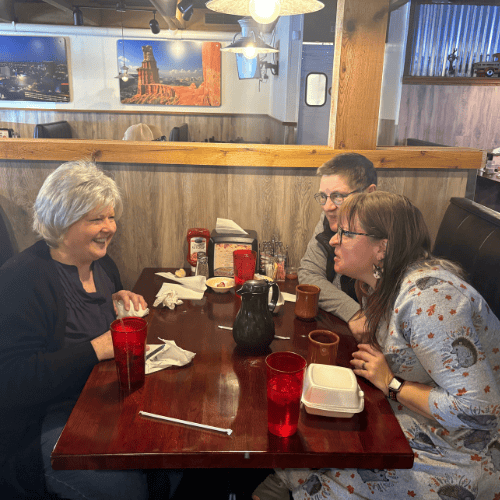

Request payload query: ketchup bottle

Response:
[187,228,210,272]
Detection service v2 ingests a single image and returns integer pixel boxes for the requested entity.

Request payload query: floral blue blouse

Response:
[276,266,500,500]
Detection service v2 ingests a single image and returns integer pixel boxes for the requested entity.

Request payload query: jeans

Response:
[41,399,150,500]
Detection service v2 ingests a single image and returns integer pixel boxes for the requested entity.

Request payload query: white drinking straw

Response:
[139,411,233,435]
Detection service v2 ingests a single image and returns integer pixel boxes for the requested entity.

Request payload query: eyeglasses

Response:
[337,226,377,245]
[313,188,364,207]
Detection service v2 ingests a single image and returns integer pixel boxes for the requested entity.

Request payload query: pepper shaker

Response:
[195,252,209,279]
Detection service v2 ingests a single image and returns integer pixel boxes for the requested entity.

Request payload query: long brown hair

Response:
[338,192,434,342]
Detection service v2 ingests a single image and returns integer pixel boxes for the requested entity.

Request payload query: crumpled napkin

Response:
[114,300,149,319]
[154,283,205,305]
[153,288,183,309]
[155,272,207,293]
[146,339,195,374]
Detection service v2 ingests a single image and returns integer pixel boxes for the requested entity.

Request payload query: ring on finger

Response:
[362,362,366,370]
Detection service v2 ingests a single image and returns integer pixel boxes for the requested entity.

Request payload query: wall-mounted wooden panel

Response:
[0,160,469,290]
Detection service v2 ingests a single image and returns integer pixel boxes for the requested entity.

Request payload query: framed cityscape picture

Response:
[118,39,221,107]
[0,36,70,102]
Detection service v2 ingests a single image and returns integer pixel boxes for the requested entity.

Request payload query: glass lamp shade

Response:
[221,37,278,58]
[206,0,324,19]
[221,17,278,58]
[115,65,130,81]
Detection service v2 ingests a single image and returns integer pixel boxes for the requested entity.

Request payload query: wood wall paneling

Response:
[0,161,469,290]
[0,110,286,144]
[398,84,500,149]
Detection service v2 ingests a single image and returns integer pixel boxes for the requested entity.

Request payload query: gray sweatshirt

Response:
[298,213,360,323]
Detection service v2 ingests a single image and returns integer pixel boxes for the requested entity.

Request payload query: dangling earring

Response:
[373,264,383,280]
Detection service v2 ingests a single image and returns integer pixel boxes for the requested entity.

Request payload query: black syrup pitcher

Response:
[232,279,280,351]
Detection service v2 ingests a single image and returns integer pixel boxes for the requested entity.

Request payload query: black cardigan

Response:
[0,240,122,497]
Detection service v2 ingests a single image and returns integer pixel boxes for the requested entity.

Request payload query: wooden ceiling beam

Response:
[0,0,15,22]
[40,0,73,15]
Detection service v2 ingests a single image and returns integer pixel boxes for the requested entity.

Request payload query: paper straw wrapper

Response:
[139,411,233,436]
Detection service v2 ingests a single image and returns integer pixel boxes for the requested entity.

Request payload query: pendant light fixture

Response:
[221,17,278,59]
[116,10,130,82]
[206,0,324,25]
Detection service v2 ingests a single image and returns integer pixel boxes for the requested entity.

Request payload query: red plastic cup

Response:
[265,351,307,437]
[233,249,257,287]
[110,317,147,394]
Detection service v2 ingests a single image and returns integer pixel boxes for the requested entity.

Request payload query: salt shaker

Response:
[195,252,209,279]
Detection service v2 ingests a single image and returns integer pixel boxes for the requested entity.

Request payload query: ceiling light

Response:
[221,17,278,59]
[249,0,281,24]
[206,0,324,24]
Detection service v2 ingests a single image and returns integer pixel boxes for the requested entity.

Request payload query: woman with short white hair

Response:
[0,160,159,498]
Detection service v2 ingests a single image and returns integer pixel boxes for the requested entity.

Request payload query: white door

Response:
[296,44,334,145]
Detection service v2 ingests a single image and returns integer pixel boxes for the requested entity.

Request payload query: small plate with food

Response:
[206,277,235,293]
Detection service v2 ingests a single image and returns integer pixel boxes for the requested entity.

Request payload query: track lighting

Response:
[149,11,160,34]
[178,0,194,21]
[73,6,83,26]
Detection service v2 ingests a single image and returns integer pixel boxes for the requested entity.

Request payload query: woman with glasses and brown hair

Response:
[254,191,500,500]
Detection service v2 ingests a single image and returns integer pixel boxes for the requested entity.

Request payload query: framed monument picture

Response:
[118,39,221,107]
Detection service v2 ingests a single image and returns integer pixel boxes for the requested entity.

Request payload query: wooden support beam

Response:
[0,0,14,22]
[41,0,73,15]
[330,0,390,150]
[0,139,484,169]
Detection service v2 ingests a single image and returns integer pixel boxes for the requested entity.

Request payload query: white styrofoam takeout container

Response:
[301,364,364,418]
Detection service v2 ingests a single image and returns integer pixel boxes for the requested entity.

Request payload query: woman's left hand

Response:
[350,344,394,397]
[112,290,148,315]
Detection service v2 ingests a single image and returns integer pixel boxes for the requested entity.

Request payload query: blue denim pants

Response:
[41,398,182,499]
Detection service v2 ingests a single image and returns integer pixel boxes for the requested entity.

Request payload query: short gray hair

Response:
[33,160,123,248]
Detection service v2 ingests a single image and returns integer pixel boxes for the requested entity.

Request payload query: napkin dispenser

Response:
[208,229,258,277]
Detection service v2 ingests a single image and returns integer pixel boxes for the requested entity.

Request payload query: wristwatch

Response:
[388,376,406,401]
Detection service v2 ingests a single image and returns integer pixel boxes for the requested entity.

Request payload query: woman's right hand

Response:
[90,330,115,361]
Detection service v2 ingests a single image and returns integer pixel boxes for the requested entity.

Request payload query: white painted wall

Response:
[269,15,303,123]
[378,3,410,125]
[0,22,277,115]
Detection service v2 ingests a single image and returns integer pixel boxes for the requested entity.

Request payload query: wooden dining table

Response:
[51,268,414,471]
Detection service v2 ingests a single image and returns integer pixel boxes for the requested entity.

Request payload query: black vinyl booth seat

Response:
[0,208,14,268]
[433,197,500,319]
[33,121,72,139]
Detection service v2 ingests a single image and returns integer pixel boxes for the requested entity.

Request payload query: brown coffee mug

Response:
[294,284,320,320]
[307,330,340,365]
